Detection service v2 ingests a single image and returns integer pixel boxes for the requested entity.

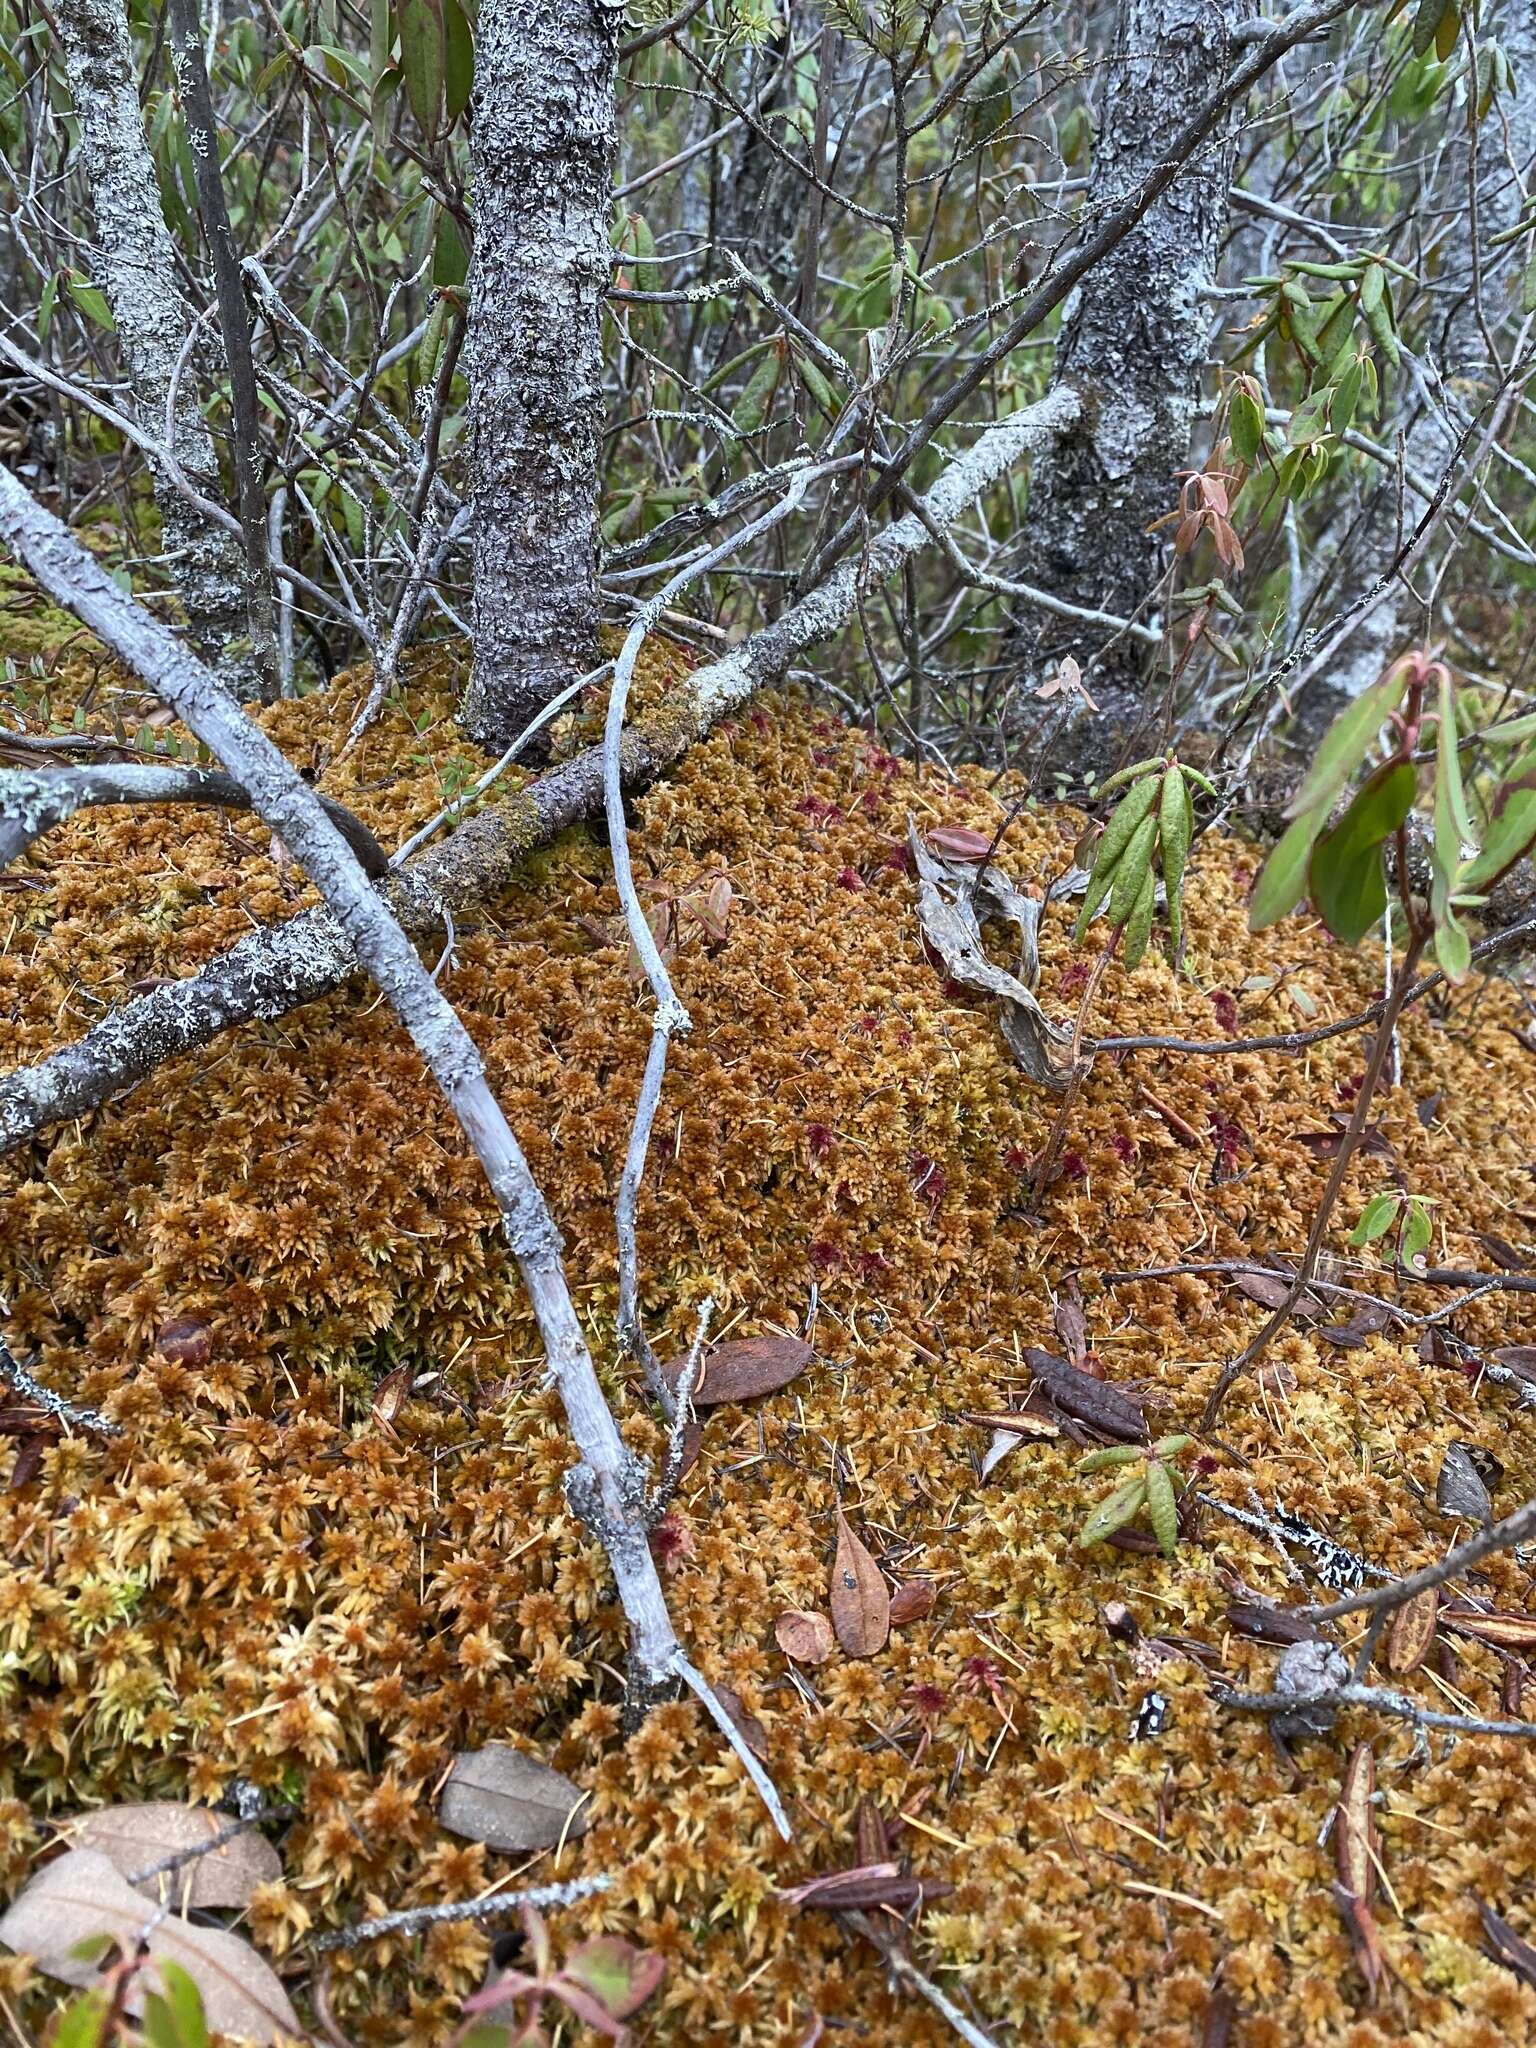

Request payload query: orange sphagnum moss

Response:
[4,638,1536,2046]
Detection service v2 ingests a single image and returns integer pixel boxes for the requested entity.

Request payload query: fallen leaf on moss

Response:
[1054,1283,1088,1368]
[1435,1442,1492,1523]
[1440,1606,1536,1651]
[1385,1589,1438,1674]
[1024,1348,1147,1442]
[370,1363,414,1428]
[155,1317,210,1367]
[775,1609,835,1665]
[1480,1900,1536,1989]
[662,1333,812,1406]
[438,1744,588,1852]
[62,1803,280,1908]
[831,1512,890,1658]
[778,1863,951,1911]
[712,1686,768,1758]
[924,825,993,860]
[888,1580,934,1626]
[1336,1744,1376,1907]
[0,1848,299,2042]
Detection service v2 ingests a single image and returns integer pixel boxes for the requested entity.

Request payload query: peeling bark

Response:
[1003,0,1254,780]
[462,0,619,748]
[52,0,261,689]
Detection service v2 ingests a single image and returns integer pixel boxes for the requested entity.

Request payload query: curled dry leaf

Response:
[1385,1588,1439,1675]
[888,1580,935,1627]
[1435,1442,1492,1525]
[1439,1606,1536,1651]
[830,1512,890,1659]
[371,1363,415,1428]
[662,1333,813,1406]
[775,1608,836,1665]
[62,1802,280,1909]
[1023,1349,1147,1443]
[908,824,1068,1089]
[712,1685,768,1759]
[438,1743,588,1853]
[0,1849,299,2043]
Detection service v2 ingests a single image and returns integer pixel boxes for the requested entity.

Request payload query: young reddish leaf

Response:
[830,1512,890,1658]
[663,1334,813,1406]
[775,1609,835,1665]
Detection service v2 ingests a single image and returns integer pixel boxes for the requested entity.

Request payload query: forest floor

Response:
[4,624,1536,2045]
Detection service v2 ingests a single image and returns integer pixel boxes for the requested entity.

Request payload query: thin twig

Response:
[1220,1681,1536,1743]
[840,1911,1001,2048]
[308,1874,613,1955]
[1,1330,121,1437]
[1304,1492,1536,1626]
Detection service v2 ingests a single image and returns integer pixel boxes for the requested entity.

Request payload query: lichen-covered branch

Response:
[0,461,790,1838]
[0,385,1077,1154]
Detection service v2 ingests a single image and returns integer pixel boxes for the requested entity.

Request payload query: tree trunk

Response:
[462,0,619,750]
[1002,0,1254,782]
[1316,0,1536,710]
[52,0,262,692]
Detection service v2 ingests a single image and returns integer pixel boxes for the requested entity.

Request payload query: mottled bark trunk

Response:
[1003,0,1254,782]
[52,0,260,690]
[463,0,619,749]
[1320,0,1536,709]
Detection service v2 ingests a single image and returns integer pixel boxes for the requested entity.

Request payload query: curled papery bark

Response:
[0,461,790,1840]
[49,0,263,691]
[0,386,1076,1155]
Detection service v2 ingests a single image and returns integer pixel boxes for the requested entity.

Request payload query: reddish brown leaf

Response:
[924,825,993,860]
[712,1686,768,1758]
[1475,1231,1532,1272]
[830,1512,890,1658]
[1054,1284,1088,1369]
[1385,1588,1438,1675]
[156,1317,210,1368]
[1232,1271,1326,1318]
[9,1437,44,1490]
[1201,1988,1237,2048]
[854,1798,889,1868]
[775,1609,835,1665]
[663,1334,813,1406]
[1023,1349,1147,1443]
[888,1580,935,1627]
[1225,1601,1321,1646]
[1439,1607,1536,1651]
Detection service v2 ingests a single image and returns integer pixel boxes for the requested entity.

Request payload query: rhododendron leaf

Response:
[1307,758,1416,943]
[1078,1474,1148,1548]
[1145,1459,1179,1558]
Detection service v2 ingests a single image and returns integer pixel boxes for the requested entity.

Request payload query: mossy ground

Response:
[5,645,1536,2045]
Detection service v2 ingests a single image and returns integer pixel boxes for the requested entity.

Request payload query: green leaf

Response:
[444,0,474,124]
[398,0,445,140]
[1145,1460,1179,1558]
[1433,2,1460,63]
[1121,857,1157,972]
[1078,1474,1148,1550]
[1458,751,1536,892]
[143,1963,210,2048]
[1433,671,1475,889]
[731,346,780,434]
[1307,757,1416,944]
[1159,764,1192,958]
[1230,389,1264,464]
[64,271,115,332]
[1435,907,1472,982]
[1250,808,1324,930]
[1077,1445,1145,1474]
[1400,1199,1433,1269]
[432,208,468,288]
[51,1991,110,2048]
[1283,663,1409,825]
[1411,0,1446,55]
[1359,260,1385,315]
[1351,1192,1402,1246]
[1107,812,1158,931]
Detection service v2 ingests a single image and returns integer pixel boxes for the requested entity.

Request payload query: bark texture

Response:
[1004,0,1254,780]
[52,0,259,687]
[463,0,619,748]
[1320,0,1536,709]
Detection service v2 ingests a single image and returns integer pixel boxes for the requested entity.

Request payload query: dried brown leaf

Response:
[1023,1349,1147,1443]
[778,1863,952,1911]
[1436,1442,1493,1524]
[775,1608,835,1665]
[0,1849,299,2042]
[437,1743,588,1853]
[854,1797,889,1868]
[370,1363,414,1428]
[1440,1607,1536,1651]
[888,1580,935,1627]
[712,1686,768,1759]
[830,1512,890,1658]
[1225,1600,1323,1646]
[63,1803,280,1909]
[1480,1900,1536,1990]
[663,1334,813,1406]
[924,825,993,860]
[1336,1743,1376,1907]
[155,1317,210,1368]
[1385,1589,1439,1675]
[1054,1285,1088,1370]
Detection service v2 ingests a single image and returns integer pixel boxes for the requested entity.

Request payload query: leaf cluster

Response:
[1075,1435,1193,1561]
[1073,759,1212,971]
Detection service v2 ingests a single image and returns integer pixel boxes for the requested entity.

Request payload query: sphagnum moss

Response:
[2,659,1536,2042]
